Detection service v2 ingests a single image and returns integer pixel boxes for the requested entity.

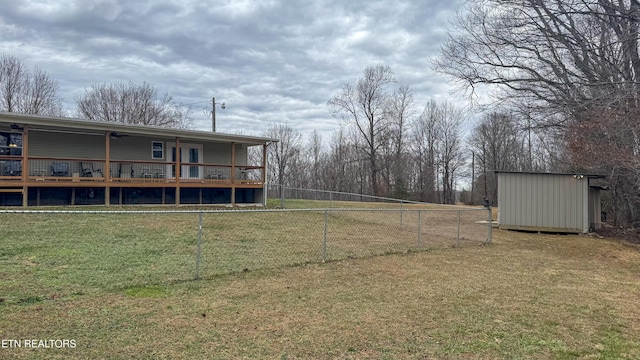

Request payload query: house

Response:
[0,112,277,206]
[496,171,606,233]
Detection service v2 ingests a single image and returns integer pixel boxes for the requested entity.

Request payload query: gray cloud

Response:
[0,0,466,138]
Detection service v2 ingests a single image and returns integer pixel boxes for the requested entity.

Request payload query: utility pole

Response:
[211,97,216,132]
[211,97,226,132]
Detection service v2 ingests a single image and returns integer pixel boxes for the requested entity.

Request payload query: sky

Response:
[0,0,467,140]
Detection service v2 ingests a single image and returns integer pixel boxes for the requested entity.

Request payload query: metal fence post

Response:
[280,184,285,208]
[417,210,421,248]
[456,210,461,247]
[400,201,404,227]
[323,209,328,263]
[487,207,493,244]
[329,191,333,208]
[195,211,203,280]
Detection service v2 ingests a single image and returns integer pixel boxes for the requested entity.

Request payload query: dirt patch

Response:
[596,225,640,245]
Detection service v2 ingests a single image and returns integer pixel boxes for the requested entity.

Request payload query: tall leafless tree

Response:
[435,102,466,204]
[75,81,191,128]
[306,130,323,190]
[436,1,640,116]
[383,84,414,198]
[0,53,62,116]
[264,123,302,189]
[411,100,441,202]
[436,0,640,226]
[329,65,395,196]
[321,126,360,193]
[469,112,525,205]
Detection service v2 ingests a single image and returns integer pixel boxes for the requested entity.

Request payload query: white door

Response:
[168,143,203,179]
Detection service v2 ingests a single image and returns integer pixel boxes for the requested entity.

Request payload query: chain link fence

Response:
[1,207,491,298]
[267,184,425,208]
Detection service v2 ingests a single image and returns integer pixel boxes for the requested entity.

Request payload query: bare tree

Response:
[328,65,395,196]
[436,1,639,115]
[321,126,361,193]
[469,112,524,205]
[0,53,62,116]
[383,84,414,198]
[307,130,323,190]
[75,81,191,128]
[567,103,640,225]
[436,102,466,204]
[411,100,441,202]
[264,123,302,188]
[436,0,640,225]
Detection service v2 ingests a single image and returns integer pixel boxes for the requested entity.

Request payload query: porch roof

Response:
[0,112,278,146]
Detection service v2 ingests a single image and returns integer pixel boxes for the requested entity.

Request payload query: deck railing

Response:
[26,158,106,182]
[0,156,23,181]
[0,156,265,185]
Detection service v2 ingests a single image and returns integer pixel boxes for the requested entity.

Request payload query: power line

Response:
[181,100,210,107]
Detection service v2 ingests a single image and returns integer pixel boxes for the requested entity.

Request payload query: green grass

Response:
[124,285,166,298]
[0,202,639,359]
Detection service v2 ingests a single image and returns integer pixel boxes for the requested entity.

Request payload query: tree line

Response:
[264,64,556,207]
[0,53,190,128]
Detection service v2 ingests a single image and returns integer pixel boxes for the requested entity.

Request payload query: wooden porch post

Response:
[263,143,268,206]
[231,142,236,206]
[175,137,181,205]
[105,131,111,206]
[262,144,267,183]
[21,126,28,207]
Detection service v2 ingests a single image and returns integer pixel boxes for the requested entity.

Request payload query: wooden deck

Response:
[0,157,266,206]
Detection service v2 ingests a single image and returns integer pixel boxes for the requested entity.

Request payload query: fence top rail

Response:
[0,207,489,215]
[271,184,424,203]
[268,184,479,208]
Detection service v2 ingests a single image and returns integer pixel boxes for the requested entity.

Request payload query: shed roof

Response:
[0,112,279,146]
[494,171,605,179]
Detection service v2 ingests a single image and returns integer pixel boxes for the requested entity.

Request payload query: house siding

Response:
[201,143,247,165]
[234,144,248,166]
[29,130,106,159]
[203,143,232,164]
[110,135,170,161]
[29,130,248,166]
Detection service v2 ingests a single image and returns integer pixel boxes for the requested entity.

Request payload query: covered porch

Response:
[0,112,275,207]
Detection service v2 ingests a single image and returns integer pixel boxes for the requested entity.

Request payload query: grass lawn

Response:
[0,203,639,359]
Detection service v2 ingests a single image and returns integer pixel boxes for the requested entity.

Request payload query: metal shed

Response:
[496,172,605,233]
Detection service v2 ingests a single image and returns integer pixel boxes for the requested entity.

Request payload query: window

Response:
[152,141,164,159]
[0,132,22,156]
